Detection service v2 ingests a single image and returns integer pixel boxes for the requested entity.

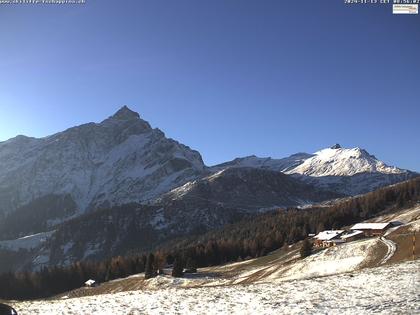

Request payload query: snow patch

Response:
[149,208,168,230]
[0,231,54,251]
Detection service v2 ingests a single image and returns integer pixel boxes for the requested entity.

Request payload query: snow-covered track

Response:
[379,236,397,265]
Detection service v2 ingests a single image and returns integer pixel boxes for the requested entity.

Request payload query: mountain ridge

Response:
[212,143,416,195]
[0,106,206,217]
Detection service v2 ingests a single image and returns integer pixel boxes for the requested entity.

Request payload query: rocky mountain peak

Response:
[330,143,341,149]
[110,105,140,120]
[0,106,206,215]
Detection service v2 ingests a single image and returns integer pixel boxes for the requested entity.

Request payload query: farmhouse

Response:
[312,221,395,249]
[313,230,345,248]
[350,223,392,237]
[84,279,97,287]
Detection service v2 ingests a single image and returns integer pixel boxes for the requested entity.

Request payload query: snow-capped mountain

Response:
[286,144,403,177]
[0,106,205,217]
[212,144,416,195]
[1,105,413,222]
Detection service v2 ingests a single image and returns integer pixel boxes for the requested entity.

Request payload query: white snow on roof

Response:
[314,230,344,241]
[341,230,364,239]
[351,223,391,230]
[85,279,96,286]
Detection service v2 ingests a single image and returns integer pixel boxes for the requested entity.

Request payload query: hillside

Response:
[8,260,420,315]
[75,202,419,294]
[7,204,420,315]
[159,167,341,212]
[0,167,340,270]
[1,176,418,302]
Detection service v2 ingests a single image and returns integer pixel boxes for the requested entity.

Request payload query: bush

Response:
[171,258,184,277]
[144,253,157,279]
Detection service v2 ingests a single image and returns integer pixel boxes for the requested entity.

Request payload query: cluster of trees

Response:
[0,194,76,240]
[0,255,148,300]
[166,177,419,266]
[0,177,418,300]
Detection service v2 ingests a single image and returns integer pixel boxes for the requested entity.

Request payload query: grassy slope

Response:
[45,204,419,300]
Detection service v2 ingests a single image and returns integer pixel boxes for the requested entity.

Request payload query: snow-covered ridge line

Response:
[0,104,415,218]
[212,144,408,177]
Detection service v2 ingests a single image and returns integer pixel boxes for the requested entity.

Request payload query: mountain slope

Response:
[9,260,420,315]
[0,106,205,218]
[9,168,340,269]
[285,145,416,195]
[213,144,417,195]
[286,145,403,177]
[160,167,341,212]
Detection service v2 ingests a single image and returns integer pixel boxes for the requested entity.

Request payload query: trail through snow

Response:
[379,237,397,265]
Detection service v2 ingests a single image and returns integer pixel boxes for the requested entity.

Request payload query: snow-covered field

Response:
[10,260,419,315]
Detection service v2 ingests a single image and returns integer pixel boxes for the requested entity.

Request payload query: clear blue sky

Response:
[0,0,419,171]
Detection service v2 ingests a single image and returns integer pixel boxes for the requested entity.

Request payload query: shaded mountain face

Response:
[9,168,341,269]
[212,144,417,195]
[0,194,77,240]
[0,106,205,218]
[160,167,342,212]
[36,202,245,268]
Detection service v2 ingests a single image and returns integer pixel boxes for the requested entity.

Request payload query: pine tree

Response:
[144,253,156,279]
[171,258,184,277]
[185,257,197,273]
[300,238,312,258]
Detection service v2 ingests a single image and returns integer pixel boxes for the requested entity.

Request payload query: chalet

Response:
[313,230,345,248]
[350,223,392,237]
[84,279,97,287]
[340,230,364,242]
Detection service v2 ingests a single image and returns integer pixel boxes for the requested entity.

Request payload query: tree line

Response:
[0,177,418,300]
